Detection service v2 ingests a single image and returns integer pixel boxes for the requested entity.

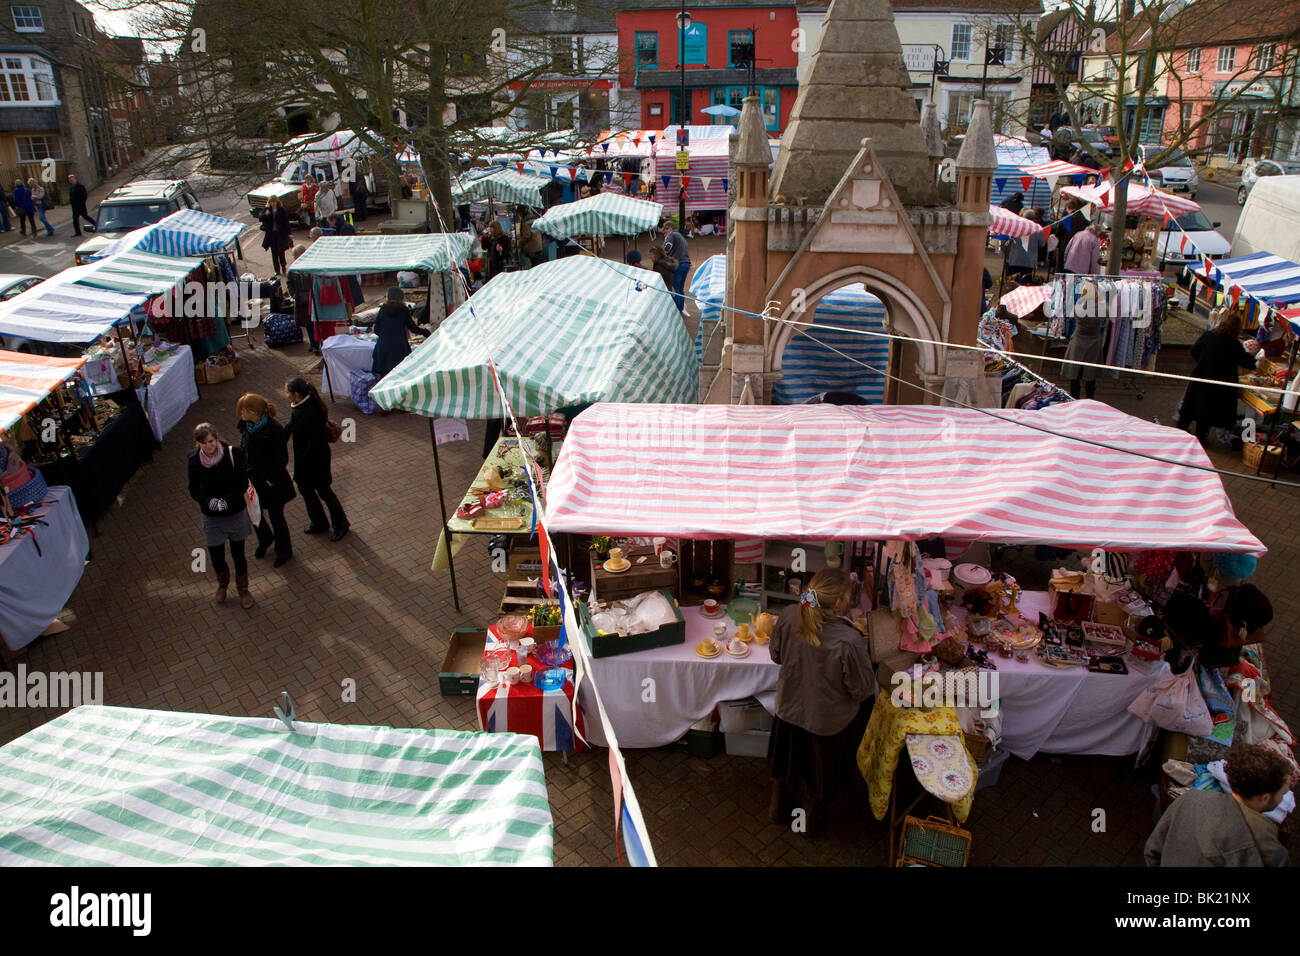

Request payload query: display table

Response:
[320,333,376,398]
[577,604,779,749]
[953,591,1171,760]
[0,486,90,652]
[476,625,585,752]
[37,400,155,524]
[137,345,198,442]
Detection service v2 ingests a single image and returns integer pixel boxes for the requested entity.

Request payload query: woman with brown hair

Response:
[187,423,255,608]
[259,195,293,275]
[285,376,349,541]
[1176,306,1259,444]
[481,220,513,280]
[766,568,876,833]
[236,393,295,567]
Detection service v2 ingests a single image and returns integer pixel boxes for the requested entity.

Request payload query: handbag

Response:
[325,419,343,443]
[1127,666,1214,736]
[229,446,260,525]
[40,193,53,211]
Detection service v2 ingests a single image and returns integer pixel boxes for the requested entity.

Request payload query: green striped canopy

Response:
[70,249,200,295]
[288,233,474,276]
[0,706,553,866]
[450,168,549,207]
[371,256,696,418]
[530,193,664,238]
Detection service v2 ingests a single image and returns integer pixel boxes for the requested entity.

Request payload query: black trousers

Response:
[299,481,347,529]
[270,245,288,274]
[255,502,292,558]
[208,540,248,575]
[72,204,95,234]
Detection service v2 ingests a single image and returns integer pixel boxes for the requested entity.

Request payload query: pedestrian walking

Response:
[259,195,293,275]
[11,180,36,236]
[28,179,54,236]
[187,423,256,608]
[67,174,95,235]
[0,180,11,232]
[349,177,368,221]
[766,569,875,835]
[1176,306,1260,444]
[660,216,691,312]
[299,177,319,226]
[284,376,349,541]
[481,220,512,279]
[315,179,338,223]
[236,392,296,567]
[371,287,427,379]
[998,191,1025,215]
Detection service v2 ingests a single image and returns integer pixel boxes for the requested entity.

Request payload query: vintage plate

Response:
[603,559,632,573]
[725,642,751,659]
[695,641,722,659]
[699,604,728,619]
[727,597,761,623]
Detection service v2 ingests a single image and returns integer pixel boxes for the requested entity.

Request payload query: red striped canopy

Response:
[997,284,1049,317]
[1060,182,1200,217]
[545,402,1265,554]
[0,349,88,436]
[989,205,1041,239]
[1021,160,1092,178]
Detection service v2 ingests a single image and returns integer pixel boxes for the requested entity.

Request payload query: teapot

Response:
[750,612,776,641]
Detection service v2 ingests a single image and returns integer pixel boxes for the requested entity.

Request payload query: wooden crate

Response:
[590,547,679,603]
[500,580,548,615]
[508,547,544,577]
[677,539,735,607]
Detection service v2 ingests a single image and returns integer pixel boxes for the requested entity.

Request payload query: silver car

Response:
[1138,144,1198,198]
[1238,158,1300,204]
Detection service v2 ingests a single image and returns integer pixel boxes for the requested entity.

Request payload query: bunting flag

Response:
[662,175,671,189]
[623,173,632,186]
[1044,174,1059,192]
[1179,234,1188,252]
[1064,216,1075,235]
[601,143,610,153]
[1020,176,1033,191]
[699,176,713,191]
[721,178,728,193]
[632,135,642,146]
[549,165,557,177]
[1247,299,1258,324]
[1099,188,1110,206]
[1099,167,1111,181]
[1162,210,1172,226]
[516,163,524,174]
[995,177,1007,192]
[648,134,656,144]
[604,171,613,185]
[1072,174,1084,186]
[1231,285,1242,308]
[567,167,577,181]
[1042,224,1052,240]
[1122,158,1134,172]
[682,176,691,189]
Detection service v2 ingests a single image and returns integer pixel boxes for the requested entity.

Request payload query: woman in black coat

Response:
[259,195,293,275]
[1176,307,1259,444]
[285,376,350,541]
[188,423,256,608]
[236,392,295,566]
[371,286,427,379]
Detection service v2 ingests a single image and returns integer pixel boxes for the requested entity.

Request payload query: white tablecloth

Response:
[321,334,376,398]
[138,345,198,442]
[577,605,779,748]
[0,486,89,651]
[956,591,1171,759]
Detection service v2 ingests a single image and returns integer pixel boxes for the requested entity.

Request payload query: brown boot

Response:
[214,569,230,604]
[236,573,254,609]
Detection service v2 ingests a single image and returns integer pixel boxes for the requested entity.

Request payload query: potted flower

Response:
[588,535,611,562]
[529,601,563,643]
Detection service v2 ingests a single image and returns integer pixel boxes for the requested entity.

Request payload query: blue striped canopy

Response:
[1186,252,1300,311]
[688,254,727,363]
[91,209,246,259]
[772,284,887,405]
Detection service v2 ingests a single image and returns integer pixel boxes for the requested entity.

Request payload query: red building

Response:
[616,1,799,134]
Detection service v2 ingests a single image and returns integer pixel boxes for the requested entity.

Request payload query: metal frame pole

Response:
[429,417,461,611]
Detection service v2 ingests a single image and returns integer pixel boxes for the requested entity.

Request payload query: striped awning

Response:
[71,249,200,295]
[91,209,246,259]
[0,349,88,435]
[1060,181,1200,217]
[998,284,1050,318]
[371,257,696,418]
[288,233,474,276]
[530,193,663,238]
[0,705,554,866]
[545,402,1265,554]
[1185,252,1300,309]
[451,168,550,207]
[0,271,148,343]
[1020,160,1092,178]
[771,284,887,406]
[689,253,727,324]
[989,205,1041,239]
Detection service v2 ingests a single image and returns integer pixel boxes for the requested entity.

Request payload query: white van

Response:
[1231,175,1300,261]
[246,129,403,226]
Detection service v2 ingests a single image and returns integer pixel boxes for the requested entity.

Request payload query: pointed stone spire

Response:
[956,99,997,172]
[920,102,944,161]
[735,95,771,168]
[769,0,937,207]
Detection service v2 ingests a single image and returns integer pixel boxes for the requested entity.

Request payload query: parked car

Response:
[246,129,400,227]
[0,273,43,301]
[74,180,202,265]
[1136,144,1198,198]
[1237,158,1300,205]
[1084,124,1119,149]
[1154,209,1229,269]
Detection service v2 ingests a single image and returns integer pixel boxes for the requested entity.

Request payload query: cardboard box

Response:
[718,698,774,734]
[724,730,771,757]
[580,590,686,658]
[440,627,486,696]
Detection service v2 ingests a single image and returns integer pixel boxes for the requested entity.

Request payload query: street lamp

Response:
[677,5,691,228]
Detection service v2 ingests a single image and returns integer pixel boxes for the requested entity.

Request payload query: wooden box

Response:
[440,627,486,696]
[677,539,735,607]
[579,590,686,658]
[590,547,679,603]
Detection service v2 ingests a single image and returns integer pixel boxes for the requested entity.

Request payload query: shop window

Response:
[1255,44,1275,72]
[635,31,657,70]
[729,30,754,69]
[1217,46,1235,73]
[951,24,972,62]
[16,134,61,162]
[11,5,43,31]
[0,55,57,105]
[1186,48,1201,73]
[549,37,574,74]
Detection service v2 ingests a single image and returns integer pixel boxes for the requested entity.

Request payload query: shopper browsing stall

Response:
[371,287,428,380]
[236,393,295,568]
[285,376,349,542]
[1176,307,1260,445]
[187,423,255,609]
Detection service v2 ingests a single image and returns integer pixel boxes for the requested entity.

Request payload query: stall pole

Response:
[429,417,461,612]
[1258,332,1298,480]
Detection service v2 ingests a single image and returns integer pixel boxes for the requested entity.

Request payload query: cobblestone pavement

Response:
[1,259,1296,867]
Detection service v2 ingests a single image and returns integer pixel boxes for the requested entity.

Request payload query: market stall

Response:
[529,192,663,257]
[654,125,732,220]
[992,135,1053,209]
[88,208,247,260]
[542,401,1265,754]
[0,705,555,865]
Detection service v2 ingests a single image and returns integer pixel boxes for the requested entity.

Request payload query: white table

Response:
[577,604,779,748]
[138,345,198,442]
[955,591,1171,760]
[0,486,90,652]
[321,334,376,399]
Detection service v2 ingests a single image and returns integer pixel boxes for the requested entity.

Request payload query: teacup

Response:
[608,547,626,566]
[728,636,746,654]
[653,536,667,556]
[713,622,728,639]
[505,666,521,685]
[734,623,751,642]
[660,550,677,568]
[702,598,720,615]
[519,664,533,682]
[701,637,718,653]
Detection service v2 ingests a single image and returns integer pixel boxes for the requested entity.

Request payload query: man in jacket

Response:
[315,179,338,223]
[349,177,368,222]
[67,174,95,235]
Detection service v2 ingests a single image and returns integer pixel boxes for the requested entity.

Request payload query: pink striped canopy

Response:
[1060,182,1200,217]
[1021,160,1092,178]
[989,205,1041,239]
[997,284,1049,317]
[545,402,1264,554]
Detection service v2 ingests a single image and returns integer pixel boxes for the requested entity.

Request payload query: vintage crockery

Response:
[660,550,677,568]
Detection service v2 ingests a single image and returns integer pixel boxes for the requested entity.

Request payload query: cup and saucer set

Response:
[695,621,752,659]
[603,546,632,573]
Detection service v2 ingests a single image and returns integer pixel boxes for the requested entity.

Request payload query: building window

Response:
[159,95,173,108]
[1217,46,1235,73]
[548,36,573,74]
[1255,44,1275,71]
[1182,102,1194,131]
[0,55,57,105]
[951,24,972,62]
[1103,60,1118,80]
[761,87,778,130]
[15,134,61,162]
[11,5,43,31]
[947,92,974,128]
[728,30,754,69]
[635,31,657,70]
[713,86,780,130]
[1186,48,1200,73]
[995,24,1017,66]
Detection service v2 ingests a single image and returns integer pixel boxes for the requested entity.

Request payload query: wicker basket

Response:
[963,732,990,762]
[897,815,972,867]
[1243,442,1281,471]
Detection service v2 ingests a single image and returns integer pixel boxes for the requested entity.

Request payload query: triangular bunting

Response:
[721,178,728,193]
[1020,176,1033,191]
[601,143,610,153]
[699,176,712,191]
[1042,224,1052,240]
[538,521,551,597]
[567,167,577,181]
[1162,210,1172,226]
[995,177,1007,192]
[1179,234,1188,252]
[549,165,558,177]
[648,134,656,144]
[1072,174,1084,186]
[605,171,614,185]
[662,175,672,189]
[623,172,632,186]
[681,176,691,189]
[1044,174,1059,192]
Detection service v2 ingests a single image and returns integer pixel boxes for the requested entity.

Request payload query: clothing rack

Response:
[1047,272,1168,400]
[978,318,1074,407]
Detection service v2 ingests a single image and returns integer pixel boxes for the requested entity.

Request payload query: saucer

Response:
[603,559,631,573]
[752,634,770,646]
[699,604,727,619]
[695,641,722,659]
[725,643,751,658]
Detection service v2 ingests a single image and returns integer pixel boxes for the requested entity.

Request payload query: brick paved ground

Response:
[2,248,1296,867]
